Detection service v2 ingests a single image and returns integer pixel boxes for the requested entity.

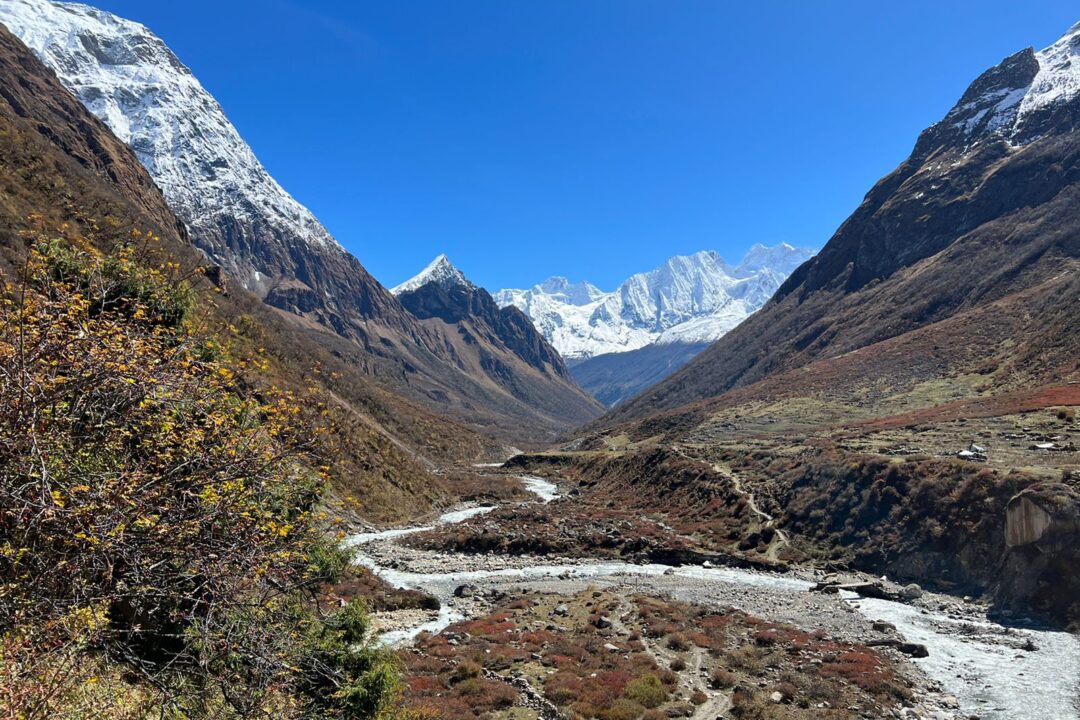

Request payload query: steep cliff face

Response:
[0,0,413,336]
[1001,484,1080,626]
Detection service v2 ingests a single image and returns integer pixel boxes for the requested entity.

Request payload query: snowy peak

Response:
[0,0,346,297]
[1021,21,1080,117]
[496,244,815,359]
[736,242,809,277]
[919,19,1080,154]
[391,255,475,295]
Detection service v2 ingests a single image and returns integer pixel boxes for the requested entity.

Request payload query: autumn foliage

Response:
[0,234,398,718]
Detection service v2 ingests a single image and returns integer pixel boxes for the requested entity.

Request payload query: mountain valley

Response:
[0,0,602,446]
[1,3,1078,720]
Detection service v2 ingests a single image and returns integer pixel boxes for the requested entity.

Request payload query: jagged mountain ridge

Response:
[599,19,1080,427]
[495,243,814,361]
[0,0,603,443]
[392,255,601,419]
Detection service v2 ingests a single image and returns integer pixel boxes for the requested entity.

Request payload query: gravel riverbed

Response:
[348,475,1080,720]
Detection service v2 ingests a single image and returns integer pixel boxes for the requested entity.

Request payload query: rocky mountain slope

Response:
[0,21,507,523]
[496,244,813,405]
[601,21,1080,427]
[0,0,403,329]
[392,255,602,430]
[562,20,1080,625]
[0,0,600,444]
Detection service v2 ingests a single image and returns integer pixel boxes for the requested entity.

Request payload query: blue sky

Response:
[90,1,1077,291]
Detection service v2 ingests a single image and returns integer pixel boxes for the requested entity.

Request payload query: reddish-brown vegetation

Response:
[402,591,910,719]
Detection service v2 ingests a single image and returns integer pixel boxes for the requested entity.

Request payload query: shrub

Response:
[0,237,398,718]
[624,674,668,708]
[601,698,646,720]
[666,633,691,651]
[710,667,737,689]
[452,677,516,709]
[449,660,483,684]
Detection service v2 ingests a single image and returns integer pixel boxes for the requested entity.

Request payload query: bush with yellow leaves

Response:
[0,235,398,718]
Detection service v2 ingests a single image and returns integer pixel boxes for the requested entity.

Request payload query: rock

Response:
[900,583,924,600]
[663,567,676,576]
[899,642,930,658]
[769,691,784,703]
[872,620,897,633]
[603,642,620,653]
[1005,483,1080,547]
[866,639,929,657]
[595,615,612,629]
[553,604,569,617]
[453,584,478,598]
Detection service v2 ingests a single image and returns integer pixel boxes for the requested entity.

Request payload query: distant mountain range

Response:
[494,244,814,405]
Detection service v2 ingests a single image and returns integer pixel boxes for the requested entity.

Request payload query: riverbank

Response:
[347,474,1080,720]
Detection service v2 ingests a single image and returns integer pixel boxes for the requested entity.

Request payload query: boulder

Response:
[900,583,924,600]
[453,584,478,598]
[866,639,929,658]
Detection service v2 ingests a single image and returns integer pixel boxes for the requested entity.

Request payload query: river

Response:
[347,473,1080,720]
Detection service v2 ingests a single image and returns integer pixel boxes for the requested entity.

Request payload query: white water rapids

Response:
[347,474,1080,719]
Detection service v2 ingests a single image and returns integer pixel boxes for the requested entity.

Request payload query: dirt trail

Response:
[673,445,790,561]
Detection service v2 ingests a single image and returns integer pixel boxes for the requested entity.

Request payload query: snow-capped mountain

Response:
[390,254,601,414]
[391,254,476,295]
[495,243,815,360]
[0,0,394,327]
[0,0,605,437]
[915,20,1080,155]
[603,19,1080,424]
